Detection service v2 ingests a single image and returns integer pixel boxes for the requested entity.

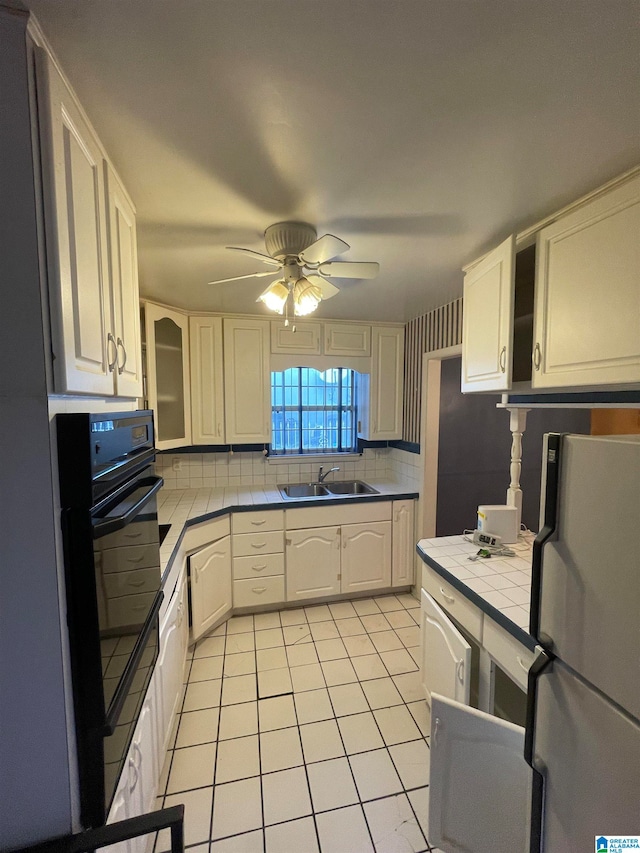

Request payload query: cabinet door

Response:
[36,48,114,395]
[271,320,321,354]
[190,316,225,444]
[104,773,131,853]
[190,536,232,642]
[324,323,371,356]
[429,693,531,853]
[105,164,142,397]
[392,500,415,587]
[359,326,404,440]
[533,174,640,388]
[461,236,515,392]
[155,574,188,755]
[286,527,341,601]
[144,303,191,449]
[127,690,158,853]
[341,521,392,593]
[419,590,471,705]
[223,318,271,443]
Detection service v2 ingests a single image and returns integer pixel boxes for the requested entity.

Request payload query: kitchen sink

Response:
[325,480,379,495]
[279,483,330,498]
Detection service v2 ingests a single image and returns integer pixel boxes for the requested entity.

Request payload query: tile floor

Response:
[154,593,437,853]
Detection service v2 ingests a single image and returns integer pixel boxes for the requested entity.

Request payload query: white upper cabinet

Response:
[271,321,322,354]
[36,48,113,395]
[223,318,271,443]
[190,315,225,444]
[144,303,191,449]
[358,326,405,440]
[35,47,142,397]
[104,165,143,397]
[461,236,515,392]
[324,322,371,357]
[532,173,640,388]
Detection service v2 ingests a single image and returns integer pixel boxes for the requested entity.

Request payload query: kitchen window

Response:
[270,367,357,455]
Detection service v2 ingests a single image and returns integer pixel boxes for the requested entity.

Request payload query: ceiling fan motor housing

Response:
[264,221,317,260]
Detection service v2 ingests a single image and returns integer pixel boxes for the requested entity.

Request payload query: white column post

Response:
[505,407,529,530]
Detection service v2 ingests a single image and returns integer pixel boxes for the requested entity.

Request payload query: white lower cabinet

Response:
[190,535,232,641]
[420,589,471,706]
[341,521,392,593]
[286,526,341,601]
[392,499,415,587]
[155,572,188,756]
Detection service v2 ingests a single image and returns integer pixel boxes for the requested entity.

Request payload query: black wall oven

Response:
[56,411,163,828]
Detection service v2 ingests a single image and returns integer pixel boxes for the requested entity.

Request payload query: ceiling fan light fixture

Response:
[293,279,322,316]
[257,280,289,313]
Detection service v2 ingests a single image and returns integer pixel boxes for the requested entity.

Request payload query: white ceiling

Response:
[25,0,640,323]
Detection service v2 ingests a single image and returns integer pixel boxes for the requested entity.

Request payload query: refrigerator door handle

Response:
[530,433,563,639]
[524,648,553,768]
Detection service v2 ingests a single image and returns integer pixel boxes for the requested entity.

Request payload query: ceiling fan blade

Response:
[207,270,276,285]
[304,274,340,300]
[299,234,350,265]
[317,261,380,280]
[226,247,282,267]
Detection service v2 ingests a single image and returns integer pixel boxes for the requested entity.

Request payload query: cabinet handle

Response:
[456,659,465,684]
[251,519,266,526]
[177,601,184,627]
[127,555,146,564]
[251,542,267,549]
[116,337,127,374]
[499,346,507,373]
[107,333,118,372]
[252,586,267,594]
[439,587,455,605]
[217,423,222,437]
[128,579,146,588]
[128,755,139,793]
[517,656,529,672]
[533,342,541,370]
[252,564,267,572]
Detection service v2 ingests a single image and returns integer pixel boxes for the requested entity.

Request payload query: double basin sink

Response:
[279,480,379,499]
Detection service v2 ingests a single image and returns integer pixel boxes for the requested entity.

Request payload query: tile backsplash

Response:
[156,447,421,491]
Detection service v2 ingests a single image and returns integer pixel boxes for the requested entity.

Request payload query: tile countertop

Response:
[158,479,419,582]
[416,533,537,650]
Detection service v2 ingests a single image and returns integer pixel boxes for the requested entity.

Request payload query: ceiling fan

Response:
[207,221,379,319]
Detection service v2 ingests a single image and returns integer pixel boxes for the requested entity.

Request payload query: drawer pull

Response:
[456,659,465,683]
[517,656,529,672]
[251,542,267,549]
[251,519,266,526]
[440,587,456,605]
[127,555,146,564]
[252,564,267,572]
[252,587,267,594]
[128,580,146,588]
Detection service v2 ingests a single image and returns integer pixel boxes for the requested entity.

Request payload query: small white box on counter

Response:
[477,504,519,544]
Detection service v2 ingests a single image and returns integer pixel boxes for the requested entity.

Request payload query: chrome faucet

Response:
[318,466,340,483]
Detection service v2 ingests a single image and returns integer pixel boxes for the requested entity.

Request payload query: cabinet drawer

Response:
[182,516,230,552]
[103,567,159,599]
[233,510,284,535]
[233,575,285,608]
[421,566,483,641]
[233,553,284,580]
[285,500,391,530]
[96,520,159,550]
[233,530,283,557]
[107,591,156,628]
[483,617,535,692]
[100,543,160,573]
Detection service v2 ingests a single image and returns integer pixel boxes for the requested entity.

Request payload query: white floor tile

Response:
[163,786,213,846]
[351,653,388,681]
[258,694,297,731]
[257,666,293,698]
[215,734,260,783]
[321,658,358,686]
[260,726,304,772]
[395,625,421,648]
[352,598,381,616]
[349,748,403,801]
[335,616,366,637]
[221,674,258,705]
[183,678,222,711]
[329,601,358,619]
[315,638,348,661]
[224,632,255,654]
[392,672,425,703]
[409,647,421,666]
[407,786,430,840]
[265,817,319,853]
[360,613,392,633]
[226,615,255,635]
[223,651,256,677]
[310,620,340,641]
[190,655,224,682]
[316,804,374,853]
[389,739,431,790]
[379,648,419,675]
[384,609,415,630]
[283,624,313,645]
[342,634,377,658]
[328,682,369,717]
[256,646,288,671]
[374,595,403,612]
[210,829,263,853]
[211,776,262,839]
[218,700,258,740]
[304,604,333,622]
[370,630,404,652]
[337,711,385,754]
[407,700,432,737]
[255,627,285,649]
[279,607,308,626]
[175,706,220,748]
[363,792,427,853]
[294,688,334,724]
[374,705,423,745]
[290,662,326,692]
[299,718,345,763]
[396,592,420,610]
[361,676,404,709]
[194,635,226,658]
[253,611,282,630]
[286,642,319,668]
[262,766,312,825]
[307,756,359,812]
[166,742,216,794]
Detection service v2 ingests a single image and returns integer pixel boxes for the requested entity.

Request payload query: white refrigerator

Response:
[428,433,640,853]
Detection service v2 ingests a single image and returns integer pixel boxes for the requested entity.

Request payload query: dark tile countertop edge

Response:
[160,490,419,587]
[416,545,536,652]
